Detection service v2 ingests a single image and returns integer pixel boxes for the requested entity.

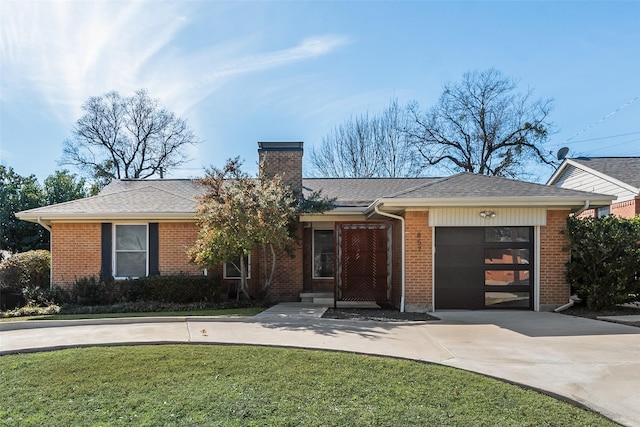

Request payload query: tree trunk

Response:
[239,255,251,299]
[261,244,277,292]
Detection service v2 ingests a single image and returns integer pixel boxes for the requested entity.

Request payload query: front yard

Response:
[0,345,617,426]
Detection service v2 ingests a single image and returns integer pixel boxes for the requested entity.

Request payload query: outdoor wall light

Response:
[479,210,496,219]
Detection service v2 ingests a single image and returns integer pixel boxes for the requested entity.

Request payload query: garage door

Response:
[435,227,533,310]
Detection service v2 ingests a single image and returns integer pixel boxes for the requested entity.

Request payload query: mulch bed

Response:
[322,307,439,322]
[561,304,640,327]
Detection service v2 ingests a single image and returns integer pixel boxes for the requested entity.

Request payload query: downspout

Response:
[574,200,590,216]
[37,217,53,290]
[554,295,581,312]
[374,205,406,312]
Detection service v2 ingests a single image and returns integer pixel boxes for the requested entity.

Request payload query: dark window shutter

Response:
[149,223,159,276]
[101,223,112,279]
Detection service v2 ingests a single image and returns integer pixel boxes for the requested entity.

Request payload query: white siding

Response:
[554,165,635,202]
[428,207,547,226]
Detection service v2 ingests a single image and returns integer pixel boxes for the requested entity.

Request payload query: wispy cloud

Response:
[0,0,350,125]
[168,35,351,111]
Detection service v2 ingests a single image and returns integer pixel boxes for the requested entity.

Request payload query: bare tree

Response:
[61,89,199,184]
[407,69,555,178]
[309,99,422,177]
[375,99,423,177]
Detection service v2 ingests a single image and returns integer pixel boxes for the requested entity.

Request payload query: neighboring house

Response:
[17,142,614,312]
[547,157,640,218]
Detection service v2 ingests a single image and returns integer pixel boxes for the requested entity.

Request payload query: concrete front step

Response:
[298,293,380,308]
[299,292,333,303]
[336,301,380,308]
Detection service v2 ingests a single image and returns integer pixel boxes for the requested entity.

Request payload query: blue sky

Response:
[1,0,639,184]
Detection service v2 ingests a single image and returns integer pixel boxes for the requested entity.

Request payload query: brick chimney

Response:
[258,141,303,195]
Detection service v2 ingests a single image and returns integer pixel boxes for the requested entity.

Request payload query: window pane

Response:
[485,270,530,286]
[485,292,530,308]
[484,249,530,265]
[314,254,335,278]
[485,227,530,243]
[116,225,147,250]
[314,230,334,278]
[225,255,250,279]
[116,252,146,277]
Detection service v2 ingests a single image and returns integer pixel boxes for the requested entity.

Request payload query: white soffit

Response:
[429,207,547,227]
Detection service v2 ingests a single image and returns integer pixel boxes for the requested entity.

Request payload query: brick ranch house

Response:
[17,142,614,312]
[547,157,640,218]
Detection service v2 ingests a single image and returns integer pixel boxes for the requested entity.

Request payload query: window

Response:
[485,292,530,308]
[485,270,530,286]
[224,254,251,279]
[313,229,334,278]
[114,224,148,278]
[482,226,533,310]
[596,206,610,218]
[484,249,530,265]
[485,227,530,242]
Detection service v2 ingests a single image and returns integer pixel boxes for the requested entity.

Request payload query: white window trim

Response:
[113,223,149,279]
[223,253,251,279]
[312,227,335,279]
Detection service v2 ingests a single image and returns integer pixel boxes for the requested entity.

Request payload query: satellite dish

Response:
[557,147,569,161]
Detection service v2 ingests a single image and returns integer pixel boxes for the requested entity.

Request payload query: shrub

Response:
[22,286,56,307]
[70,276,114,305]
[0,250,50,292]
[0,250,51,310]
[565,215,640,310]
[67,274,222,306]
[1,304,61,318]
[133,274,221,303]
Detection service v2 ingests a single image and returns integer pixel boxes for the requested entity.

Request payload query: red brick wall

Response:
[576,208,596,219]
[52,221,209,287]
[539,210,571,306]
[256,144,305,300]
[264,223,304,301]
[611,199,639,218]
[51,222,102,287]
[404,211,432,311]
[258,149,303,194]
[577,199,639,219]
[158,222,202,275]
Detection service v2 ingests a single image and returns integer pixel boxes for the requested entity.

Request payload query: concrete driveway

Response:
[1,307,639,427]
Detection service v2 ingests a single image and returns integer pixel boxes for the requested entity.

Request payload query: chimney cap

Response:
[258,141,303,151]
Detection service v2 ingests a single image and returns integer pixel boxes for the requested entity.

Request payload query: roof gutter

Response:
[374,203,405,313]
[37,217,52,233]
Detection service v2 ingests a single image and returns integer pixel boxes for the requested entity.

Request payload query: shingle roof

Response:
[302,178,440,206]
[385,172,610,200]
[17,173,614,222]
[18,180,202,218]
[570,157,640,189]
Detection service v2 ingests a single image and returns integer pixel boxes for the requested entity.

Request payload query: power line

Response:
[564,96,639,144]
[586,137,640,153]
[564,131,640,145]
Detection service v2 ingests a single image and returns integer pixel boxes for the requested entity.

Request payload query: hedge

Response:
[565,215,640,310]
[66,274,222,306]
[0,250,51,309]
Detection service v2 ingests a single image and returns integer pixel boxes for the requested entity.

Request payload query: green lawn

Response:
[0,345,616,426]
[0,307,265,322]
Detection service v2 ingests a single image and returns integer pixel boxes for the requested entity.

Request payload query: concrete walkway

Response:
[1,304,639,427]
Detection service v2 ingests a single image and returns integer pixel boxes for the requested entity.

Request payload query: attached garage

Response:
[435,226,533,310]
